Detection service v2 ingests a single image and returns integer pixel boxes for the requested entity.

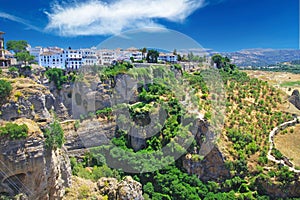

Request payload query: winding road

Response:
[267,117,300,173]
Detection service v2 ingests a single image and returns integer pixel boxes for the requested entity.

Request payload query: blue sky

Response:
[0,0,298,52]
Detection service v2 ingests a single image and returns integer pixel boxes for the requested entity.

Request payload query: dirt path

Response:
[267,117,300,173]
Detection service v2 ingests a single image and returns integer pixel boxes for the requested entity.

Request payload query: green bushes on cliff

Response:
[44,120,65,149]
[0,123,28,139]
[0,79,12,104]
[45,68,77,90]
[45,68,68,90]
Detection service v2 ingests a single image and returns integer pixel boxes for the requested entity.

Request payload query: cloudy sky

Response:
[0,0,298,52]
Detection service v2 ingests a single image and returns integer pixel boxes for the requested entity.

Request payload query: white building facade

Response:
[158,53,178,63]
[39,52,65,68]
[37,48,98,69]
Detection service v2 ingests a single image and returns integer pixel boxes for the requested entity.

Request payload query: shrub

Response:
[271,148,284,160]
[96,107,112,118]
[0,123,28,139]
[8,67,18,72]
[44,120,65,149]
[204,111,212,120]
[74,120,80,131]
[0,79,12,104]
[45,68,67,90]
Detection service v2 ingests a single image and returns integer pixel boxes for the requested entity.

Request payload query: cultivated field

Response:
[245,70,300,115]
[274,125,300,168]
[245,70,300,96]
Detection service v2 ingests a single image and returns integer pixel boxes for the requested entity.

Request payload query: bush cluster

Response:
[0,123,28,139]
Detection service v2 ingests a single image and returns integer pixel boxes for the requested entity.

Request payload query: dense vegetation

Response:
[44,120,65,149]
[0,79,12,105]
[0,123,28,139]
[70,60,300,199]
[45,68,76,90]
[6,40,35,65]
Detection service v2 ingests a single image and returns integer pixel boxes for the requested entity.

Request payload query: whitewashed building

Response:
[28,46,43,62]
[97,49,117,65]
[158,53,177,63]
[39,51,64,68]
[63,49,82,70]
[81,48,98,66]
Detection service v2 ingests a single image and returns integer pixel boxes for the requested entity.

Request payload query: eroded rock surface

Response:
[0,136,72,200]
[97,176,144,200]
[289,89,300,110]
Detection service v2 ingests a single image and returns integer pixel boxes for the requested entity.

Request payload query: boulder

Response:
[97,176,144,200]
[289,89,300,110]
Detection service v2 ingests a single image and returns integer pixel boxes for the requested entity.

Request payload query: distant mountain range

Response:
[221,49,300,67]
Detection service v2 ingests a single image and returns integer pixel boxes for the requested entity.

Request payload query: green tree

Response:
[141,47,147,59]
[211,54,224,69]
[143,182,155,196]
[6,40,28,53]
[146,49,159,63]
[187,52,194,61]
[15,51,35,65]
[44,120,65,150]
[173,49,177,55]
[0,79,12,104]
[45,68,67,90]
[0,123,28,139]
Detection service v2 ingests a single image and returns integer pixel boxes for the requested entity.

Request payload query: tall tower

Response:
[0,31,6,67]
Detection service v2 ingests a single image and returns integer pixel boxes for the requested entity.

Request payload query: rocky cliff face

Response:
[183,147,230,181]
[97,176,144,200]
[0,136,72,199]
[289,89,300,110]
[0,82,69,122]
[182,120,230,181]
[64,119,116,157]
[255,177,300,198]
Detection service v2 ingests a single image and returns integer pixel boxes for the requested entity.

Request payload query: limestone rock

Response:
[117,176,143,200]
[0,98,34,121]
[97,176,144,200]
[0,137,72,199]
[183,147,230,181]
[64,119,116,157]
[289,89,300,110]
[183,119,230,181]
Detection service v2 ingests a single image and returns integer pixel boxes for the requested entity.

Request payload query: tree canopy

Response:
[0,79,12,104]
[6,40,28,53]
[146,49,159,63]
[15,51,35,65]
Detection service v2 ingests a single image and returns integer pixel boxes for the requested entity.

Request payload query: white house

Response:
[81,48,98,66]
[63,49,83,70]
[127,51,143,61]
[39,51,65,68]
[97,49,117,65]
[28,46,43,62]
[158,53,177,63]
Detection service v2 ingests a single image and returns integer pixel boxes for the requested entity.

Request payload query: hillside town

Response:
[1,31,184,70]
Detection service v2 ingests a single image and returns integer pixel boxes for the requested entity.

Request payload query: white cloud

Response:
[0,12,42,32]
[45,0,206,36]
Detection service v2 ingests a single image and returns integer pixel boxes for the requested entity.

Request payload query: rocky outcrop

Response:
[0,136,72,199]
[0,93,67,122]
[97,176,144,200]
[289,89,300,110]
[183,120,230,182]
[255,177,300,198]
[49,83,71,119]
[183,147,230,182]
[0,98,34,121]
[64,119,116,157]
